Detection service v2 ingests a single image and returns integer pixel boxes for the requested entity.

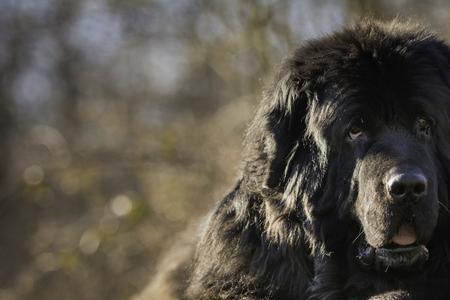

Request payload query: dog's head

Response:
[242,21,450,272]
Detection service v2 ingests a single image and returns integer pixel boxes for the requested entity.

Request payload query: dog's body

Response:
[138,21,450,300]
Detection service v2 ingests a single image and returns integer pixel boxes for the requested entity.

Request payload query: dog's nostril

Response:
[390,182,406,198]
[413,181,426,196]
[387,172,427,200]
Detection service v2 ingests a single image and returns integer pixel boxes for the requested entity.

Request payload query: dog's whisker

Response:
[385,264,390,273]
[439,201,450,215]
[352,230,364,245]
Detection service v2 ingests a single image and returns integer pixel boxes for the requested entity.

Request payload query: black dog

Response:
[141,20,450,300]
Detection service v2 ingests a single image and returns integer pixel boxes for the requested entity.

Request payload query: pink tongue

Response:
[392,224,417,246]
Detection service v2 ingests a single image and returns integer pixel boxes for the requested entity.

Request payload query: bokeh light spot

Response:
[79,230,101,255]
[110,194,133,217]
[35,252,59,272]
[23,165,44,186]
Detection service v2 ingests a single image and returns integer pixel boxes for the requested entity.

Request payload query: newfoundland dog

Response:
[141,20,450,300]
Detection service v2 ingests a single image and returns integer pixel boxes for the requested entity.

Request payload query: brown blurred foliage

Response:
[0,1,450,299]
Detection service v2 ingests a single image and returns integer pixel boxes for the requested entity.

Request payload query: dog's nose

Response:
[387,172,427,201]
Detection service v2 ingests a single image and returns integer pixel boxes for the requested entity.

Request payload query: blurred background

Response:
[1,0,450,299]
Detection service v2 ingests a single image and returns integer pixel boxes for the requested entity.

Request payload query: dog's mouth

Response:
[358,243,429,272]
[357,224,429,272]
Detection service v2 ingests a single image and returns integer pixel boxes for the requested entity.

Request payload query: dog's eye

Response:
[415,117,433,137]
[348,125,364,140]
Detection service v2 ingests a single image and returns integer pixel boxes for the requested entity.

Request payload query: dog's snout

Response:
[387,171,427,201]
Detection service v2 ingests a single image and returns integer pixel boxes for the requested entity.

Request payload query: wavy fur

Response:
[137,20,450,300]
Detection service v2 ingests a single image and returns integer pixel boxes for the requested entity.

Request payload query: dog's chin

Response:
[357,243,429,272]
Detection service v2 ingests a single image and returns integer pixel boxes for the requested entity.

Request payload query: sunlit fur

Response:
[144,20,450,300]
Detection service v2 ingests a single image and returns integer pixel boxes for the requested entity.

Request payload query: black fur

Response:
[161,21,450,300]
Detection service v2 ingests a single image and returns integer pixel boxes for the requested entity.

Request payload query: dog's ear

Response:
[242,60,311,192]
[424,41,450,233]
[242,56,328,201]
[242,55,331,255]
[414,40,450,208]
